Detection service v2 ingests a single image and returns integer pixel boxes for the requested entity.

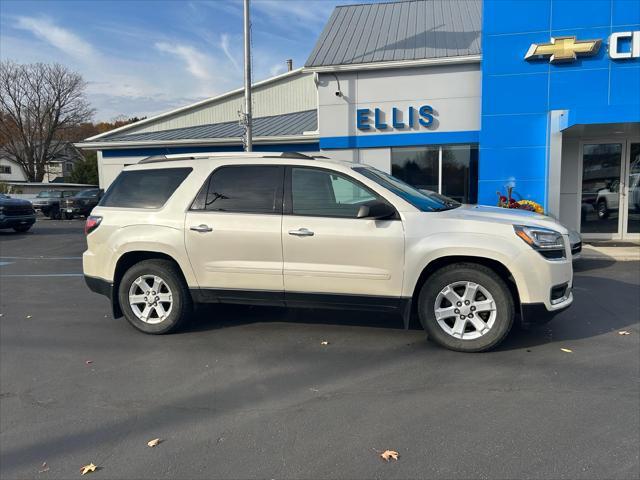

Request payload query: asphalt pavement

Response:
[1,220,639,479]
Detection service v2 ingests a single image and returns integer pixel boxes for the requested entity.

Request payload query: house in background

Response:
[0,142,84,185]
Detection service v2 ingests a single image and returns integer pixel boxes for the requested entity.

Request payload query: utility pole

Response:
[242,0,253,151]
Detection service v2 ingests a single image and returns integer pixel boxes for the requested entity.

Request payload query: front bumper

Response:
[521,294,573,325]
[0,215,36,229]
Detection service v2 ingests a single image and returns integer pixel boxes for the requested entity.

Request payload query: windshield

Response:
[353,166,460,212]
[76,189,99,198]
[37,191,61,198]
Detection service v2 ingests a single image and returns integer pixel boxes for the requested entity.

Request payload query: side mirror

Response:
[357,201,395,219]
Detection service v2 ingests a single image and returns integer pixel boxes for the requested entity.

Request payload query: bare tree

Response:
[0,62,94,182]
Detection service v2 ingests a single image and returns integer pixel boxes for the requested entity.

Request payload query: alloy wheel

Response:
[434,281,497,340]
[128,275,173,324]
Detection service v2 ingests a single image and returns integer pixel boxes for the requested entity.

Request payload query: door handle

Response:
[288,228,314,237]
[190,224,213,233]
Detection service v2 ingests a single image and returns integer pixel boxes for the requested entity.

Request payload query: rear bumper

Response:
[0,215,36,229]
[84,274,122,318]
[84,274,112,299]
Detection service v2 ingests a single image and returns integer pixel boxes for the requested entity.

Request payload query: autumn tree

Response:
[0,62,94,182]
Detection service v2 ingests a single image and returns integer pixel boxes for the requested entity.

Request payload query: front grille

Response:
[3,205,34,216]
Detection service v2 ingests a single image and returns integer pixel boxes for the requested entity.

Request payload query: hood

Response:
[442,204,568,234]
[0,197,32,207]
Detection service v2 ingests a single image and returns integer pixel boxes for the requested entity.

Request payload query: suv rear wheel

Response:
[118,259,192,334]
[418,263,514,352]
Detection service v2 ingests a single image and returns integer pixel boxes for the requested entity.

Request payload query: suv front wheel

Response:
[118,259,192,334]
[418,263,514,352]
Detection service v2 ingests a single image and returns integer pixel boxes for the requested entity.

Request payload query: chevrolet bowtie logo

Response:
[525,36,601,63]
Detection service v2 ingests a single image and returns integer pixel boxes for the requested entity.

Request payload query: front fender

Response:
[403,232,528,300]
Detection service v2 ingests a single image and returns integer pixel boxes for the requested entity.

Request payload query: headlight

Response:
[513,225,566,260]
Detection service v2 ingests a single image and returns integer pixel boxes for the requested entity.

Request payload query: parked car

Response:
[83,153,574,353]
[32,190,75,219]
[595,180,620,219]
[0,193,36,232]
[60,188,103,219]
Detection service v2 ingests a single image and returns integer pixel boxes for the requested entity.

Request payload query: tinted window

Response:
[291,168,378,218]
[191,165,284,214]
[101,168,192,208]
[76,189,100,198]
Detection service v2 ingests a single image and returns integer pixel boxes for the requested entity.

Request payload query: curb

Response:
[579,245,640,262]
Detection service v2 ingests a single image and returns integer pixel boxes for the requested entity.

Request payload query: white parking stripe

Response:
[0,256,82,260]
[0,274,83,277]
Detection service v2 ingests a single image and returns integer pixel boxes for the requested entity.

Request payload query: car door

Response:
[185,164,285,304]
[281,166,404,305]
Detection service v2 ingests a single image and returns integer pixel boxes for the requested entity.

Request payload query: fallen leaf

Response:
[618,330,631,335]
[80,463,97,475]
[39,462,49,473]
[380,450,399,462]
[561,348,573,353]
[320,341,329,345]
[85,360,93,365]
[26,315,32,319]
[147,438,161,447]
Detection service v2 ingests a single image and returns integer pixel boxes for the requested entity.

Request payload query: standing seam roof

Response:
[305,0,481,68]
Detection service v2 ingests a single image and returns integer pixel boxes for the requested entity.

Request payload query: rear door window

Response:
[100,168,192,208]
[191,165,284,214]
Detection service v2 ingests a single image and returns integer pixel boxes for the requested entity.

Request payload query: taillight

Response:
[85,215,102,235]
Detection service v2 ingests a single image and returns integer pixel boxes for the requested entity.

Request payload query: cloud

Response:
[220,33,240,71]
[154,42,212,80]
[15,16,95,58]
[269,63,286,77]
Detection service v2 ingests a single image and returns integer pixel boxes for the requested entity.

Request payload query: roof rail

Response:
[138,151,316,164]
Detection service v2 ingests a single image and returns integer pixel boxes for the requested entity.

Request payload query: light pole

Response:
[243,0,253,151]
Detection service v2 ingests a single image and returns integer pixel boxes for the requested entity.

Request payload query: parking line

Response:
[0,274,83,277]
[0,256,82,260]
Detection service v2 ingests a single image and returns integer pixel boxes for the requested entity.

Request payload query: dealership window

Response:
[0,165,11,174]
[391,144,478,203]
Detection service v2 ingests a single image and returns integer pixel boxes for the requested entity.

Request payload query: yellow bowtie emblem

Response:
[525,36,601,63]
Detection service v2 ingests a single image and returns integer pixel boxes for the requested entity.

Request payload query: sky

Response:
[0,0,376,122]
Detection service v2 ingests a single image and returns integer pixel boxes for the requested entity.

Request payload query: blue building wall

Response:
[479,0,640,207]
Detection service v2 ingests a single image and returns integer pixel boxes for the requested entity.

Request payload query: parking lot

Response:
[1,219,639,479]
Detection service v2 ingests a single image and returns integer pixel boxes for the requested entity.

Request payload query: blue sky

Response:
[0,0,375,121]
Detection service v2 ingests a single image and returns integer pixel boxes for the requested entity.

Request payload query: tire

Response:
[417,263,515,352]
[596,200,609,219]
[64,212,74,220]
[118,259,192,334]
[13,224,32,233]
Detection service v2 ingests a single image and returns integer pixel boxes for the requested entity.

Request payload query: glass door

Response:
[580,142,625,238]
[623,141,640,238]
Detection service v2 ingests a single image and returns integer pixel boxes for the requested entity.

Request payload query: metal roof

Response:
[305,0,481,68]
[100,110,317,143]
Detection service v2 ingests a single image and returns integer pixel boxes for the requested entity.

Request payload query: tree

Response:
[0,62,94,182]
[69,151,99,185]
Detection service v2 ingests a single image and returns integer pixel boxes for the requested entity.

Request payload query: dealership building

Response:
[78,0,640,240]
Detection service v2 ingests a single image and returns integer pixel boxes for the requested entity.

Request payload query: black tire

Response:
[596,200,609,219]
[417,263,515,352]
[118,259,192,334]
[13,224,32,233]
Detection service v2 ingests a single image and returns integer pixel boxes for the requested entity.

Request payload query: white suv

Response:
[83,153,573,352]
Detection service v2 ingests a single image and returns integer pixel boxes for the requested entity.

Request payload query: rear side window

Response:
[191,165,284,214]
[100,168,192,208]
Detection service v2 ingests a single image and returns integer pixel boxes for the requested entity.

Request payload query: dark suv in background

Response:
[0,194,36,232]
[32,190,75,219]
[60,188,103,219]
